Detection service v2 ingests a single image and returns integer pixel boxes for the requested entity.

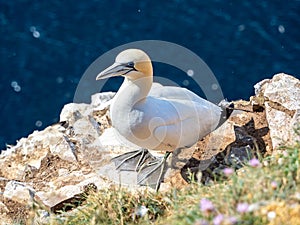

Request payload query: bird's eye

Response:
[127,62,135,68]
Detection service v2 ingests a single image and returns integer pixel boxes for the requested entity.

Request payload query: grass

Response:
[28,142,300,225]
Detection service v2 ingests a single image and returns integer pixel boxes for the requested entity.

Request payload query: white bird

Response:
[96,49,226,190]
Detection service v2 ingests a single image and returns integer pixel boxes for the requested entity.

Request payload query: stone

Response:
[35,185,82,211]
[59,103,93,124]
[0,123,78,180]
[46,128,77,163]
[3,181,35,205]
[72,117,100,142]
[91,92,115,110]
[254,73,300,149]
[0,141,46,180]
[258,73,300,110]
[0,93,118,216]
[35,172,110,212]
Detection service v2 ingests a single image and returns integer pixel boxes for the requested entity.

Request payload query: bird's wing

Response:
[148,84,222,127]
[153,98,221,147]
[149,85,201,102]
[134,93,222,149]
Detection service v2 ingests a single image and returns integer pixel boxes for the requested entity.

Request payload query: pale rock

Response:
[59,103,93,124]
[35,185,82,211]
[0,124,77,180]
[58,94,113,160]
[3,181,35,205]
[43,126,77,163]
[27,158,46,170]
[76,173,112,189]
[96,162,139,188]
[265,104,291,148]
[261,73,300,110]
[91,92,115,110]
[0,157,23,180]
[72,117,100,142]
[0,130,48,168]
[52,170,87,188]
[255,73,300,148]
[254,79,270,96]
[49,137,76,163]
[35,172,110,211]
[50,169,104,191]
[0,133,47,179]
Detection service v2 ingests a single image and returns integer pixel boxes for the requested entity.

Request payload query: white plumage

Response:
[96,49,222,189]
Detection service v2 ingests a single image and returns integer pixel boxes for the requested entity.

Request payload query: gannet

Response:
[96,49,224,190]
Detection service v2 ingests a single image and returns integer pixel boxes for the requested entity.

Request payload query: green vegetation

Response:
[29,142,300,225]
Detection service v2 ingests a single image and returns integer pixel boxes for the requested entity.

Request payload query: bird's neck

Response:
[110,76,153,117]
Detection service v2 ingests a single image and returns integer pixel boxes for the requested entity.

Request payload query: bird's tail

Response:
[216,99,234,129]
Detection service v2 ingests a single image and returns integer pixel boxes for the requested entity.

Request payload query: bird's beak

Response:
[96,63,132,80]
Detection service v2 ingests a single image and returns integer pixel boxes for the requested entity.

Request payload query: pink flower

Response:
[271,181,278,189]
[213,214,224,225]
[199,198,214,213]
[228,216,238,224]
[236,203,249,213]
[223,167,234,176]
[248,158,261,167]
[282,150,289,157]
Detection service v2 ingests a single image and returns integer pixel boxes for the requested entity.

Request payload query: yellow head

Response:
[96,49,153,81]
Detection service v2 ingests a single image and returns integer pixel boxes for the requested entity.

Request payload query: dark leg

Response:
[137,152,171,191]
[111,149,156,171]
[112,149,171,191]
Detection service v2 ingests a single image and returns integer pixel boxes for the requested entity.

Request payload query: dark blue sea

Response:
[0,0,299,150]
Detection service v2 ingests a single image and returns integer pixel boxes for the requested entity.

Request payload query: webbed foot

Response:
[111,149,156,171]
[111,150,171,191]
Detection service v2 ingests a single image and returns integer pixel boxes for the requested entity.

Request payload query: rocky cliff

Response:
[0,73,299,224]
